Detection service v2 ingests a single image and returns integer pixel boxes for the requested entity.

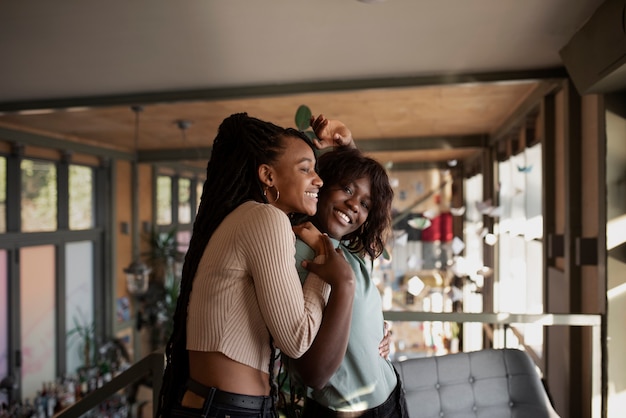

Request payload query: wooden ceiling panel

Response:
[368,148,481,166]
[0,80,541,165]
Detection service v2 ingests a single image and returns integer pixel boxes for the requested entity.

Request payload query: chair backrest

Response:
[393,348,560,418]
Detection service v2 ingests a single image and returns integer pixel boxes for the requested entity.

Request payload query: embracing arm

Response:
[290,236,355,389]
[290,227,355,388]
[289,227,355,389]
[244,206,355,360]
[291,227,391,388]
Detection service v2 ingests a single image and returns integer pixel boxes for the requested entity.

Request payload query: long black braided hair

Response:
[156,113,313,417]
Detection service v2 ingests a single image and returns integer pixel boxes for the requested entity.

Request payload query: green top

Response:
[294,238,397,411]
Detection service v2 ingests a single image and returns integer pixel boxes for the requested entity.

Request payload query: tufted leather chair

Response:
[393,348,560,418]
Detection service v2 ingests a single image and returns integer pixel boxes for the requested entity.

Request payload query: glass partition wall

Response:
[0,149,102,403]
[494,143,545,359]
[370,154,546,361]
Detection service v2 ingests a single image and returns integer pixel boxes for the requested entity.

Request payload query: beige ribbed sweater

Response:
[187,200,330,372]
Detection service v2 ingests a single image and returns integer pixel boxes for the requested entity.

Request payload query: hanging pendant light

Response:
[124,105,151,296]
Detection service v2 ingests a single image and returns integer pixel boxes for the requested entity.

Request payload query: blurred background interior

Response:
[0,1,625,417]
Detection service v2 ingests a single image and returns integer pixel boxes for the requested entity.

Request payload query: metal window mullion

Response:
[58,154,70,231]
[96,158,113,337]
[56,243,66,376]
[9,248,21,401]
[171,173,180,226]
[190,175,200,221]
[564,79,585,416]
[6,147,22,401]
[6,145,23,232]
[56,155,70,375]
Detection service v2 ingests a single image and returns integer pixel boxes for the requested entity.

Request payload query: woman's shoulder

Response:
[235,200,285,217]
[232,201,290,228]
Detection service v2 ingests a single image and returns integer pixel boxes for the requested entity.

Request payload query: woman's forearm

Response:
[291,281,354,389]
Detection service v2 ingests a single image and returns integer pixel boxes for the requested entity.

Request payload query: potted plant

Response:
[136,226,184,350]
[67,313,95,369]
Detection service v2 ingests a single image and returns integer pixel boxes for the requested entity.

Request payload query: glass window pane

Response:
[178,178,191,224]
[65,241,94,374]
[498,160,513,234]
[197,180,203,213]
[0,156,6,233]
[20,245,56,401]
[0,250,7,406]
[462,174,484,284]
[156,175,172,225]
[69,165,94,230]
[498,234,528,313]
[169,229,191,284]
[21,159,57,232]
[526,239,543,313]
[525,144,543,240]
[509,153,526,236]
[461,174,484,351]
[177,230,191,257]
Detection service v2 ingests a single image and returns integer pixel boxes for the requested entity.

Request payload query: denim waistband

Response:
[186,378,272,411]
[303,382,400,418]
[213,389,271,410]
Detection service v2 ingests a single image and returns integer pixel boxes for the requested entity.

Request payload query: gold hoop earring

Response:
[264,186,280,203]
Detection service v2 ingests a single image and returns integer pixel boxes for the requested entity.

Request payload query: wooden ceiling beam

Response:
[138,147,212,163]
[138,134,487,164]
[490,79,563,145]
[387,161,451,172]
[0,68,568,113]
[356,134,488,152]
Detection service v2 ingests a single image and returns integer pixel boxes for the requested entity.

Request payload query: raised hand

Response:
[310,114,355,149]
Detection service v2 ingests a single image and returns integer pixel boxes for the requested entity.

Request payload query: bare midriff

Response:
[181,350,270,408]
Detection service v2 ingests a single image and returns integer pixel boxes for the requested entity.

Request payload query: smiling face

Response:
[265,135,323,216]
[314,177,372,240]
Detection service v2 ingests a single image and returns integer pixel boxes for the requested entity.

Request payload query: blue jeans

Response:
[301,367,409,418]
[169,383,275,418]
[206,401,274,418]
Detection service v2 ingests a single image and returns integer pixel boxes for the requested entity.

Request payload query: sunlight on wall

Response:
[607,214,626,251]
[606,107,626,417]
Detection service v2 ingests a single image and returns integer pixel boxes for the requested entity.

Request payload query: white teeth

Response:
[335,210,350,223]
[305,191,318,198]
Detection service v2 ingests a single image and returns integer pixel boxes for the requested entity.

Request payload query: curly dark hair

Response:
[156,112,313,417]
[315,146,394,259]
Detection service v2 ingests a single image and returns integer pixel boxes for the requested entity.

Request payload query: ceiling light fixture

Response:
[124,105,151,296]
[176,119,193,138]
[176,119,192,150]
[176,119,198,160]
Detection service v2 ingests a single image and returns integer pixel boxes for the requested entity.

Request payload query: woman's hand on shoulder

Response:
[293,221,324,255]
[301,234,355,290]
[310,114,355,149]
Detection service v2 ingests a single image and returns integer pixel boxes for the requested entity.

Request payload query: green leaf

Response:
[295,105,312,131]
[304,130,317,140]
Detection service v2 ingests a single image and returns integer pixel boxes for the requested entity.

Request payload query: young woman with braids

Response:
[285,115,409,417]
[157,113,356,418]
